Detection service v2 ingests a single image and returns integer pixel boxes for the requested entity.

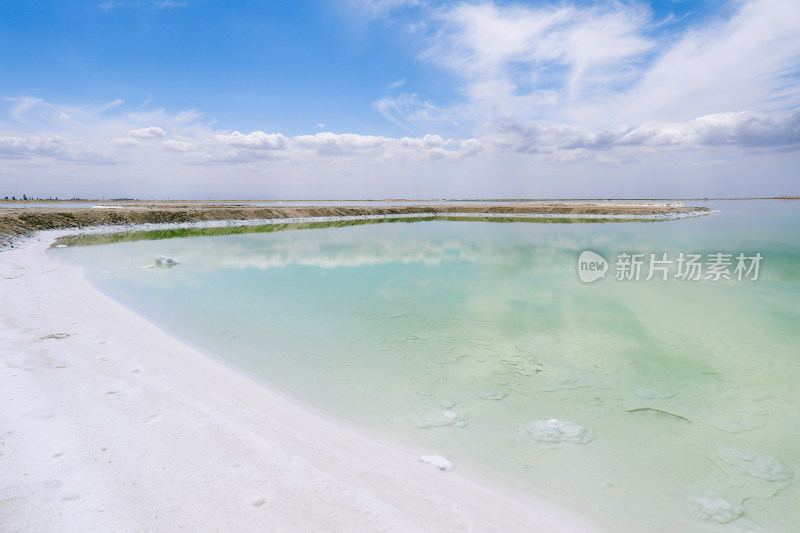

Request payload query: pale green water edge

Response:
[52,201,800,533]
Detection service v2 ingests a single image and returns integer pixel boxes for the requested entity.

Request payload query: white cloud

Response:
[611,0,800,123]
[163,138,194,152]
[217,131,288,150]
[415,1,653,123]
[3,95,799,169]
[0,134,69,158]
[96,99,125,112]
[5,96,45,122]
[195,131,290,163]
[115,137,141,148]
[294,132,385,155]
[373,93,441,128]
[693,109,800,147]
[2,96,134,135]
[130,126,166,139]
[371,0,800,141]
[1,92,798,200]
[486,109,800,153]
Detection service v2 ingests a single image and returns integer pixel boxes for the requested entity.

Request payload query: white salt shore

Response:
[0,230,604,532]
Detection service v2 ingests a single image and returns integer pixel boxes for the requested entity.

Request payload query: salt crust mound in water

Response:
[688,492,744,523]
[519,419,594,444]
[155,255,179,267]
[419,455,454,472]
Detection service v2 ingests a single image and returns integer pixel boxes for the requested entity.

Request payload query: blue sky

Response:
[1,0,799,199]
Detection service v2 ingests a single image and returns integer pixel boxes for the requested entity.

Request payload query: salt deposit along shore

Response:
[0,228,604,532]
[0,202,709,247]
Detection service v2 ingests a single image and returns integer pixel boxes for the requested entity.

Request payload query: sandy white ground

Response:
[0,230,603,532]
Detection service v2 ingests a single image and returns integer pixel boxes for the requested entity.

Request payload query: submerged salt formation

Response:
[417,409,469,428]
[688,492,744,524]
[711,444,794,497]
[479,390,508,400]
[685,444,795,528]
[518,419,594,445]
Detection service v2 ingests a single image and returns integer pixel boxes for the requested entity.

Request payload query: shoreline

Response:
[0,202,709,248]
[0,230,604,532]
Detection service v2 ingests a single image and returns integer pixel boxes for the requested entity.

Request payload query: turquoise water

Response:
[52,201,800,533]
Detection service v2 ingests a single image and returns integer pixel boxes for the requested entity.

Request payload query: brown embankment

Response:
[0,203,709,247]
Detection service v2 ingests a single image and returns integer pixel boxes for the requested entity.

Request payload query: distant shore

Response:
[0,202,709,247]
[0,196,795,204]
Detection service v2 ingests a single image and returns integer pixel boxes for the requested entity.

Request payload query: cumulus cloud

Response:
[294,132,385,156]
[115,137,142,148]
[3,94,799,169]
[0,135,69,158]
[1,89,798,202]
[486,110,800,154]
[693,110,800,148]
[163,138,194,152]
[130,126,166,139]
[217,131,288,150]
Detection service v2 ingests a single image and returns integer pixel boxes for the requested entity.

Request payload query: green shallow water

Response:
[52,201,800,533]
